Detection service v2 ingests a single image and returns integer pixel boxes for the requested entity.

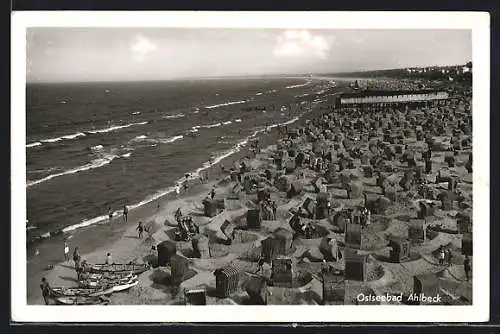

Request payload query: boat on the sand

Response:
[54,295,110,305]
[51,286,113,297]
[79,275,138,291]
[83,271,135,281]
[87,263,150,275]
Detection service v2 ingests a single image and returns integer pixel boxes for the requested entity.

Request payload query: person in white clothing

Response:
[64,241,69,262]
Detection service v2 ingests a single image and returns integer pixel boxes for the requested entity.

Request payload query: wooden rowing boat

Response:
[87,263,150,275]
[51,286,113,297]
[79,275,138,291]
[54,295,110,305]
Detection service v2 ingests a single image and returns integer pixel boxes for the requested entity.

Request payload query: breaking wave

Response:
[27,121,149,149]
[286,82,310,89]
[27,153,118,188]
[204,100,247,109]
[53,114,304,236]
[87,121,148,134]
[132,134,184,145]
[26,142,42,148]
[39,132,86,144]
[162,113,185,120]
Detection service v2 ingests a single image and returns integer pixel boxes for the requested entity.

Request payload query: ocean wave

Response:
[133,134,184,145]
[87,121,148,134]
[204,100,247,109]
[26,142,42,148]
[32,115,304,239]
[162,113,185,120]
[38,132,86,144]
[202,123,222,129]
[121,152,132,158]
[90,144,104,151]
[131,111,141,115]
[192,119,238,130]
[255,92,263,96]
[27,121,148,149]
[286,82,310,89]
[27,154,118,188]
[295,93,310,98]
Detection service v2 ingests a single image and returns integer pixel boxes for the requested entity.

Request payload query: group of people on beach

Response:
[107,205,128,223]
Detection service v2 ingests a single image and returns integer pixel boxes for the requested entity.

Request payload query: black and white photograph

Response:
[11,11,490,322]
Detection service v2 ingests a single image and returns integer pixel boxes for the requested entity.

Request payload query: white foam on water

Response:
[204,100,247,109]
[286,82,310,89]
[162,113,185,119]
[158,135,184,144]
[47,114,305,237]
[87,121,148,134]
[234,119,242,123]
[131,111,141,115]
[62,214,111,233]
[255,92,263,96]
[203,122,222,128]
[40,132,85,144]
[222,121,232,125]
[27,153,118,188]
[90,144,104,151]
[134,135,147,140]
[121,152,132,158]
[26,142,42,148]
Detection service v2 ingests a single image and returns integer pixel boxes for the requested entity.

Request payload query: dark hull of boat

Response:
[54,295,110,305]
[51,287,113,297]
[88,263,150,275]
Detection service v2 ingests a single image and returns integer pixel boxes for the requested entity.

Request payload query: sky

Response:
[26,28,472,83]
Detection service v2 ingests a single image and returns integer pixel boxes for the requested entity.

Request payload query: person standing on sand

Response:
[108,207,113,223]
[210,187,216,200]
[123,205,128,223]
[271,201,277,220]
[40,277,52,305]
[256,254,265,274]
[105,253,113,265]
[73,247,81,267]
[464,256,471,281]
[64,241,70,262]
[438,248,446,266]
[137,221,144,239]
[175,184,181,197]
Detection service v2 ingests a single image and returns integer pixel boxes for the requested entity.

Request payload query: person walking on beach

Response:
[137,221,144,239]
[175,184,181,197]
[64,241,70,262]
[463,256,471,281]
[123,205,128,223]
[210,187,216,200]
[256,254,265,274]
[40,277,52,305]
[271,201,277,220]
[73,246,81,268]
[438,247,446,266]
[105,252,113,265]
[108,207,113,223]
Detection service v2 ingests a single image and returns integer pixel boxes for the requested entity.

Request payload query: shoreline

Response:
[27,106,318,304]
[26,113,307,246]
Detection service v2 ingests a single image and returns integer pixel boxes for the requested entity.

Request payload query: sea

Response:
[26,76,340,249]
